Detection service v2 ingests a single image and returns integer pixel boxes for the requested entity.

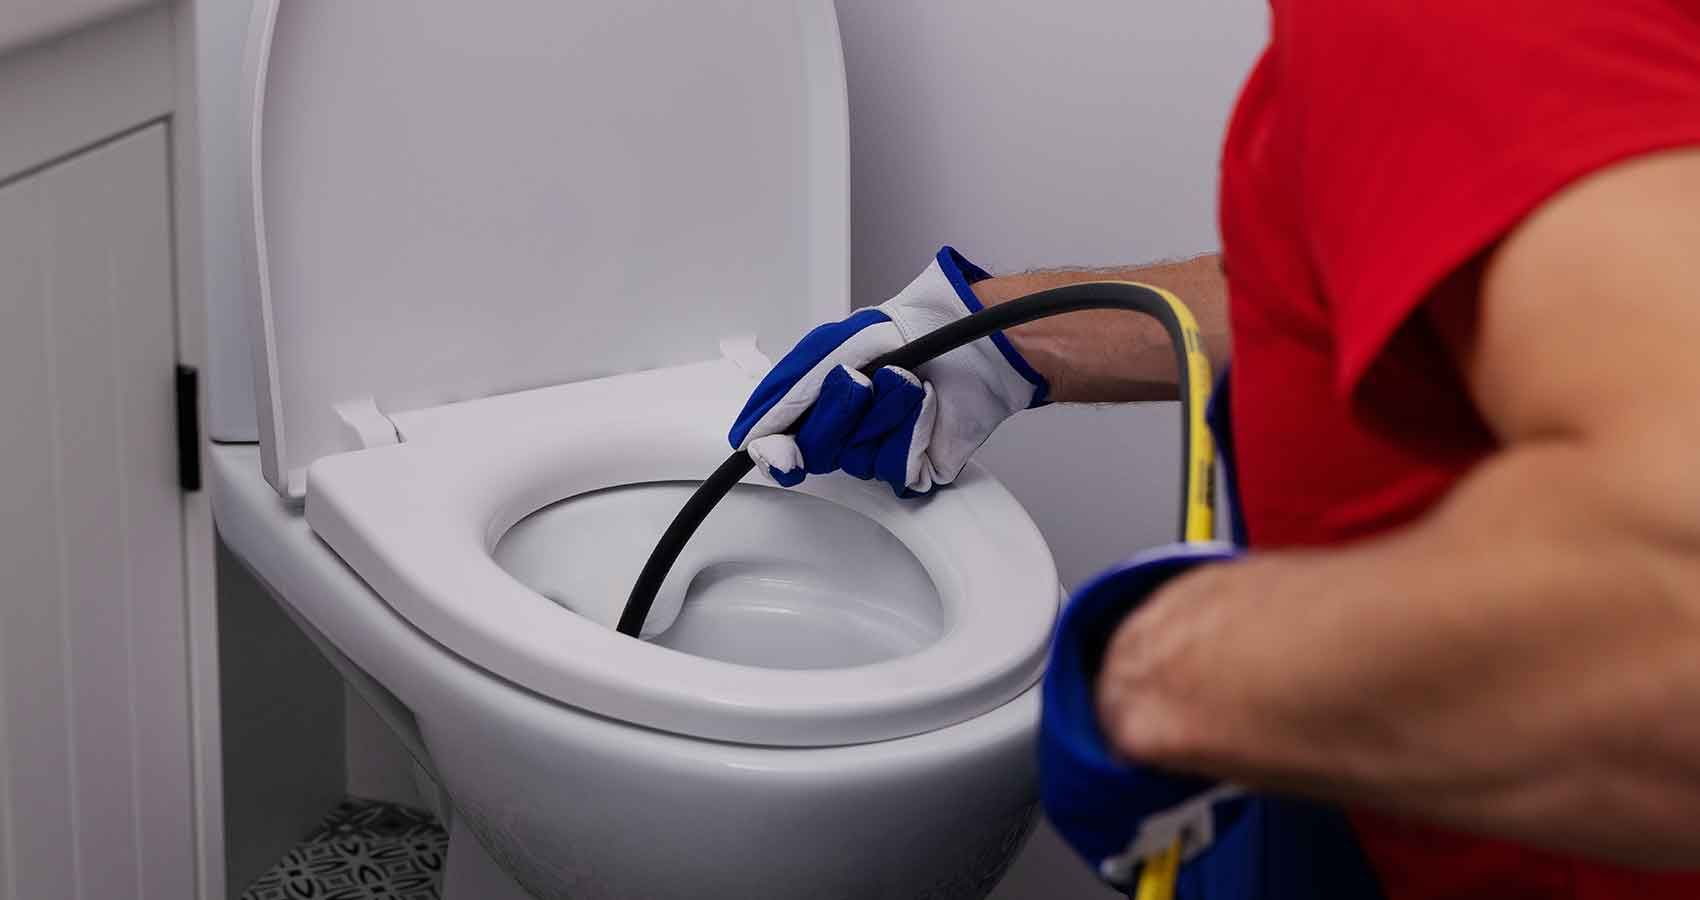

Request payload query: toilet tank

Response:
[237,1,850,498]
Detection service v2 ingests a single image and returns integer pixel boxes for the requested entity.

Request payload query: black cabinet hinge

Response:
[176,365,201,492]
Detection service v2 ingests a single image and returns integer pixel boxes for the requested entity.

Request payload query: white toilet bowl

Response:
[214,437,1049,900]
[213,363,1061,899]
[306,357,1060,899]
[215,2,1066,896]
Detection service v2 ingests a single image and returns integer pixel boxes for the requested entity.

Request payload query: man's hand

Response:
[1094,148,1700,867]
[729,247,1046,495]
[1040,544,1246,890]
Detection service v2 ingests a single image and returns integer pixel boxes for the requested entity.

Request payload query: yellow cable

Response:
[1095,281,1215,543]
[1133,842,1183,900]
[1097,283,1214,900]
[1172,291,1217,545]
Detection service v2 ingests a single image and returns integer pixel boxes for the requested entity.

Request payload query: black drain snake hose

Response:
[616,281,1215,638]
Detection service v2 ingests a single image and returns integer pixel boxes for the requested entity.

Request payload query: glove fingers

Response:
[833,367,939,496]
[745,434,807,487]
[845,367,926,444]
[838,436,878,481]
[795,366,874,475]
[742,359,939,495]
[871,376,937,496]
[839,367,924,482]
[728,313,900,449]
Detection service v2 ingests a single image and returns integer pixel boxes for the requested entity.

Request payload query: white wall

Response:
[194,0,258,442]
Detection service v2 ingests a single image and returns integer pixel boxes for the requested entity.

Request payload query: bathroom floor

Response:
[239,798,448,900]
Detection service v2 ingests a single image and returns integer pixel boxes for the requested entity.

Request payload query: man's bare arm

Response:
[1095,148,1700,867]
[972,255,1231,402]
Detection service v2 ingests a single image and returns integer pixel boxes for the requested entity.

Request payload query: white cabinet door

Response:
[0,125,195,900]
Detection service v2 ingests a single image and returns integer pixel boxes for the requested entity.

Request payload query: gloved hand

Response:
[1041,542,1247,890]
[728,247,1048,496]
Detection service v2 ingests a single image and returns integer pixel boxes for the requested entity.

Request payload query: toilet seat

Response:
[306,356,1060,747]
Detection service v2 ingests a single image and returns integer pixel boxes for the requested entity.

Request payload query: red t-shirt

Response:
[1219,1,1700,897]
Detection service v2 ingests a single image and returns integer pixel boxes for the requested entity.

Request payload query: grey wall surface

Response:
[194,0,258,441]
[344,686,424,806]
[199,1,1268,896]
[217,540,346,897]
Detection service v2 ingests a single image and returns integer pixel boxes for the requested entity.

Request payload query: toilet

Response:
[211,3,1064,898]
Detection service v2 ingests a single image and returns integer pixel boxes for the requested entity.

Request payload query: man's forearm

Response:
[972,255,1231,402]
[1097,431,1700,866]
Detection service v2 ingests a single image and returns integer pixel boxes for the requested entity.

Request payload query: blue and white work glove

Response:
[728,247,1048,496]
[1040,543,1248,890]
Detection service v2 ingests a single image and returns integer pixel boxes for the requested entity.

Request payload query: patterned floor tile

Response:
[239,798,448,900]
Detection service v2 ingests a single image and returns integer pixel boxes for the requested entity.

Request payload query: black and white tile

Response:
[240,798,448,900]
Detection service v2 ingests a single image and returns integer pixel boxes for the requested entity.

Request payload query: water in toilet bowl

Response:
[492,482,945,670]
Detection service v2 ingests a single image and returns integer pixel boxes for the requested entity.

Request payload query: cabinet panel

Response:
[0,124,193,900]
[0,0,155,56]
[0,5,172,184]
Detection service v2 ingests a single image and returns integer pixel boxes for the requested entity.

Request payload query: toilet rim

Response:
[304,362,1061,748]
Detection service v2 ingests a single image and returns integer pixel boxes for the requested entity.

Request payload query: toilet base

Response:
[443,814,536,900]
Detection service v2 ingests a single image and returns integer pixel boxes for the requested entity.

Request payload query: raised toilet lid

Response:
[241,0,850,499]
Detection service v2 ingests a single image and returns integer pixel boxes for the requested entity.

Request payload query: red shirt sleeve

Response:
[1283,0,1700,395]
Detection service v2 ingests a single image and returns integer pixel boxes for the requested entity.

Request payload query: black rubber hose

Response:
[616,283,1199,638]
